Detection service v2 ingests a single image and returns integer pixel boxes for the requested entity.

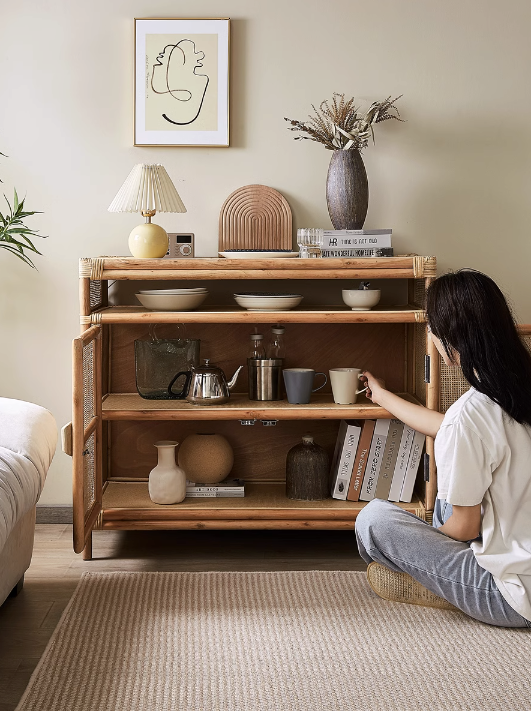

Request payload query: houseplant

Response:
[1,152,45,267]
[285,94,402,229]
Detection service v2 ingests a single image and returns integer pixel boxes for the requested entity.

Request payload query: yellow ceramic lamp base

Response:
[128,222,169,259]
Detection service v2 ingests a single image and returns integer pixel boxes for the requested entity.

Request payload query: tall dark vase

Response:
[326,149,369,230]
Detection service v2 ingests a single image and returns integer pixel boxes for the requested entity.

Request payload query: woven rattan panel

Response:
[440,358,469,413]
[413,279,427,309]
[82,340,95,428]
[89,280,103,310]
[83,431,96,515]
[414,323,427,405]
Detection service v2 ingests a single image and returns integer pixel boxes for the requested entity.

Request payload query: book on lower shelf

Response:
[330,421,362,500]
[359,419,392,502]
[330,418,425,504]
[185,479,245,498]
[346,420,375,502]
[374,420,404,501]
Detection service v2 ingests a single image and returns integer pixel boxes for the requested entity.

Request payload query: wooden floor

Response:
[0,525,365,711]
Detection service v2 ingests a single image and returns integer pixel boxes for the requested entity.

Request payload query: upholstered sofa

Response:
[0,397,57,606]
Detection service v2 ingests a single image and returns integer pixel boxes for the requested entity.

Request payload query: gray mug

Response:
[283,368,327,404]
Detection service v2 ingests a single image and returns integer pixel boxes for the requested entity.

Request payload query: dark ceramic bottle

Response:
[286,434,330,501]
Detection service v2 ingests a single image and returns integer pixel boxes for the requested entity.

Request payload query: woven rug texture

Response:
[16,571,531,711]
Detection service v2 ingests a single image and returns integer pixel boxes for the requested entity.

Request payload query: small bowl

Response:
[136,291,208,311]
[234,294,303,311]
[342,289,381,311]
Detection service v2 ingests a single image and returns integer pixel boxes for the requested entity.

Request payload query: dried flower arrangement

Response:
[285,93,402,151]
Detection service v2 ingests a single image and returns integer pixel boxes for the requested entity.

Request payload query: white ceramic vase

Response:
[148,441,186,504]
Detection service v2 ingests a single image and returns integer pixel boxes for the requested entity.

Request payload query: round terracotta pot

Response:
[178,433,234,484]
[326,149,369,230]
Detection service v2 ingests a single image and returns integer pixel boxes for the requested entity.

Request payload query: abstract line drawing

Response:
[151,39,209,126]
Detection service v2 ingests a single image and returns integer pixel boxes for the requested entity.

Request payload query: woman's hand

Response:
[360,371,387,405]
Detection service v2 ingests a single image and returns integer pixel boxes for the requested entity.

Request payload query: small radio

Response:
[165,233,195,258]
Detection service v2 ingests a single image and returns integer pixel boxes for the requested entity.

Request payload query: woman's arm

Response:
[437,504,482,541]
[361,371,445,438]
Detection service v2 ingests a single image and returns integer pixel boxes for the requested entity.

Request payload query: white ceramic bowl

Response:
[234,293,303,311]
[138,288,207,295]
[136,291,208,311]
[342,289,381,311]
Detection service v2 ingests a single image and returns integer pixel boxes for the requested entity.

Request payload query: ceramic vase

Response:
[286,434,330,501]
[326,149,369,230]
[178,433,234,484]
[148,441,186,504]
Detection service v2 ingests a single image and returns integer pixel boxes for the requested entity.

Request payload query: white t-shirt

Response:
[435,387,531,621]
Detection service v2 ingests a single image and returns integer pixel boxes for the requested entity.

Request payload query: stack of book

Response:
[322,229,393,258]
[330,419,425,503]
[186,479,245,498]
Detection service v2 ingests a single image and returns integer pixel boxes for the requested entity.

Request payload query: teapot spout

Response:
[227,365,244,390]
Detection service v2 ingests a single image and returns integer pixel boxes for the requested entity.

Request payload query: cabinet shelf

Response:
[102,392,421,421]
[99,481,426,530]
[83,255,437,282]
[92,305,425,324]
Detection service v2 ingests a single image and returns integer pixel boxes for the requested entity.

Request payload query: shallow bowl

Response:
[234,294,303,311]
[136,291,208,311]
[341,289,381,311]
[138,288,207,295]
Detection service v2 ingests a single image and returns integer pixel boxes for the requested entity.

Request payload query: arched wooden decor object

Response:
[219,184,293,252]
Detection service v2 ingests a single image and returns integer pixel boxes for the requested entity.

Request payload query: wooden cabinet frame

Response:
[72,256,441,559]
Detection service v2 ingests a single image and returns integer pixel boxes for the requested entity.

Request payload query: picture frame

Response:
[134,18,230,147]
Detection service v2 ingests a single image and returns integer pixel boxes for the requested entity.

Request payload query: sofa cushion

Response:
[0,398,57,553]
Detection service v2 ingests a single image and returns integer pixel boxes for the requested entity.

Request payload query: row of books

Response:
[321,229,393,258]
[330,419,425,503]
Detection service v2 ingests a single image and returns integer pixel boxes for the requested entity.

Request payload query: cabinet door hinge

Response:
[424,452,430,482]
[424,354,431,383]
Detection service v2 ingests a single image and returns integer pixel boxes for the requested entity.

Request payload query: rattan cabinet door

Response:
[72,325,103,553]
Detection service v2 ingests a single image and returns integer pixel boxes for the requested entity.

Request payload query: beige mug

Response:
[329,368,368,404]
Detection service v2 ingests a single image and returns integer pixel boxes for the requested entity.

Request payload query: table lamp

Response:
[108,164,186,258]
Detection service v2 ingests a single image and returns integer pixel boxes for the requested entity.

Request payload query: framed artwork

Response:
[134,18,230,147]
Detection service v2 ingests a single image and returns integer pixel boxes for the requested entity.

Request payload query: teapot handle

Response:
[168,371,192,400]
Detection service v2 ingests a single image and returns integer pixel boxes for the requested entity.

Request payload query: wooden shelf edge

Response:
[101,392,423,421]
[93,305,426,325]
[100,520,361,530]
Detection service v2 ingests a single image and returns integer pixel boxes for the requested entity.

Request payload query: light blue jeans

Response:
[355,498,531,628]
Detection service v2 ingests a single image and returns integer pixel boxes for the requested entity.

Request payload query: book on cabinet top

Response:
[322,230,392,249]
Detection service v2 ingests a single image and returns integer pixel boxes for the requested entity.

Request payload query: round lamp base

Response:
[128,223,169,259]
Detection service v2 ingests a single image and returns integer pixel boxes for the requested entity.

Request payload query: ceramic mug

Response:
[329,368,368,404]
[283,368,327,404]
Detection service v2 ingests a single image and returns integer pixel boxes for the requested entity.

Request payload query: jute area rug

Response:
[16,571,531,711]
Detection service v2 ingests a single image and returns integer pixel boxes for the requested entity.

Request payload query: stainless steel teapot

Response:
[168,359,243,405]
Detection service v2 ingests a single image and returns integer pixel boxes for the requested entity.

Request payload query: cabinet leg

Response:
[82,532,93,561]
[9,575,24,597]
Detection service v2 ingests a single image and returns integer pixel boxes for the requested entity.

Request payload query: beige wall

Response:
[1,0,530,504]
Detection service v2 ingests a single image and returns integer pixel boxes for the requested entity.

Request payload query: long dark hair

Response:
[426,269,531,425]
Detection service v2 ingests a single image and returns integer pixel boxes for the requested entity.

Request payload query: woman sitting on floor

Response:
[356,269,531,628]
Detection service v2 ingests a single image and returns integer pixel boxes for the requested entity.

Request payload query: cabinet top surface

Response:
[80,255,437,280]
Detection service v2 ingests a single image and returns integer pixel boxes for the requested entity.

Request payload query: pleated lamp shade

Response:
[108,164,186,214]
